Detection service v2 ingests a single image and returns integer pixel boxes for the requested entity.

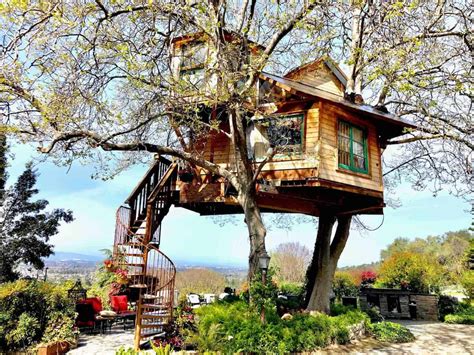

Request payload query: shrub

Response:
[444,302,474,324]
[461,270,474,300]
[330,303,355,316]
[444,313,474,324]
[438,295,460,321]
[333,272,359,300]
[0,280,77,351]
[190,299,369,353]
[369,321,415,343]
[364,306,384,322]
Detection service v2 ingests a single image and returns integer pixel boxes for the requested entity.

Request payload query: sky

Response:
[10,142,472,268]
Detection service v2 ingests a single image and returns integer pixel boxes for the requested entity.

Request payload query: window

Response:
[180,42,207,70]
[338,120,368,173]
[179,42,207,88]
[387,295,401,313]
[248,114,304,160]
[367,294,380,308]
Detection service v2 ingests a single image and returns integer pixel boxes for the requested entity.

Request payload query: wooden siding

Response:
[197,101,383,194]
[286,63,344,96]
[317,101,383,192]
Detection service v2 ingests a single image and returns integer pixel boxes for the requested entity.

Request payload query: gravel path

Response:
[321,320,474,354]
[68,326,141,355]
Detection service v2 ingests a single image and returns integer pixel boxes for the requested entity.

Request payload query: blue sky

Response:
[11,143,472,268]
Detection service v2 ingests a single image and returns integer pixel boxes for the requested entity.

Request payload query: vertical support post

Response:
[260,269,266,324]
[133,297,143,350]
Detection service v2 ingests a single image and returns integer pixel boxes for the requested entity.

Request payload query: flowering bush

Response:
[103,259,115,271]
[361,271,377,287]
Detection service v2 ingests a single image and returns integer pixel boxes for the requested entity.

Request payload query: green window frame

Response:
[338,120,369,174]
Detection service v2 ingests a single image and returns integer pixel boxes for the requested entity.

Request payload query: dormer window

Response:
[180,42,207,70]
[179,42,207,87]
[338,120,368,173]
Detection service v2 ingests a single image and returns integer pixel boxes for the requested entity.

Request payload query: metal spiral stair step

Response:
[141,313,170,319]
[129,283,147,288]
[141,303,169,309]
[140,322,167,329]
[140,329,165,338]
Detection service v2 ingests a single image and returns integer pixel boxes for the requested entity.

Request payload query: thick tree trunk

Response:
[305,214,352,313]
[238,189,267,280]
[228,108,268,280]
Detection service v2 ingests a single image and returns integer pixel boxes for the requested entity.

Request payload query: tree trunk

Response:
[228,108,268,280]
[305,214,352,313]
[238,188,267,280]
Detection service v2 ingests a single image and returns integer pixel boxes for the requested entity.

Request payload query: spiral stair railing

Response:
[112,158,177,350]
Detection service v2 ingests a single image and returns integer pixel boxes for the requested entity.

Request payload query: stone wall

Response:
[411,295,438,321]
[359,289,438,321]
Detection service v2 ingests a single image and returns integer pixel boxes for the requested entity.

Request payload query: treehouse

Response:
[168,32,416,217]
[111,32,416,349]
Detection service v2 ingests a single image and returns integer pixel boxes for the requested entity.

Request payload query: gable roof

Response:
[285,57,348,89]
[260,72,416,139]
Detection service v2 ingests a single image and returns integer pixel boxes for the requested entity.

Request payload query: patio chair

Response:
[110,295,136,330]
[187,293,202,308]
[75,297,103,333]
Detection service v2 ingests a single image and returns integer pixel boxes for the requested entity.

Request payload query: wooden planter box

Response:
[37,342,70,355]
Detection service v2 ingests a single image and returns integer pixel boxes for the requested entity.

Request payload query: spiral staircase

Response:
[112,157,177,350]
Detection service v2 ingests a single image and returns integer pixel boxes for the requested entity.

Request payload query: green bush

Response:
[444,313,474,324]
[0,279,77,351]
[364,306,385,322]
[190,300,369,353]
[438,295,460,321]
[330,302,355,316]
[369,321,415,343]
[444,303,474,324]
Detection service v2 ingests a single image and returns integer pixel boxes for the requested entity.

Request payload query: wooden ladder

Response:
[113,157,178,350]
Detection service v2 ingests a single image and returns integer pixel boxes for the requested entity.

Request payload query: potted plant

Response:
[103,259,116,272]
[115,269,128,285]
[37,313,79,355]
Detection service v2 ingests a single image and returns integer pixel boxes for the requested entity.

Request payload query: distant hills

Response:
[45,252,103,263]
[45,251,247,270]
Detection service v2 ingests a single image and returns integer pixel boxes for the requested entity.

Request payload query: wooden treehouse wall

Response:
[318,102,383,195]
[285,63,345,97]
[197,100,383,195]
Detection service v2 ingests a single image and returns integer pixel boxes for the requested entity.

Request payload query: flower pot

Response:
[37,341,70,355]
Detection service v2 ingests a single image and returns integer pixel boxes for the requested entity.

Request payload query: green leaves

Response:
[369,321,415,343]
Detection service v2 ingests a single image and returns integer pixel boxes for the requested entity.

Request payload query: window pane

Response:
[338,120,368,172]
[181,69,204,87]
[354,155,366,170]
[339,150,350,166]
[181,43,206,69]
[352,127,364,143]
[338,121,350,138]
[265,115,302,154]
[353,141,364,156]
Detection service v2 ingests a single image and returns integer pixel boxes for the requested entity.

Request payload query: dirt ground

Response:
[321,320,474,354]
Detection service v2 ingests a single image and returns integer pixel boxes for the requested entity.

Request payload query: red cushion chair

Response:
[75,297,103,332]
[110,295,128,313]
[83,297,103,314]
[110,295,136,330]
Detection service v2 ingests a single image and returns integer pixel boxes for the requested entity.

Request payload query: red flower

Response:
[361,271,377,283]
